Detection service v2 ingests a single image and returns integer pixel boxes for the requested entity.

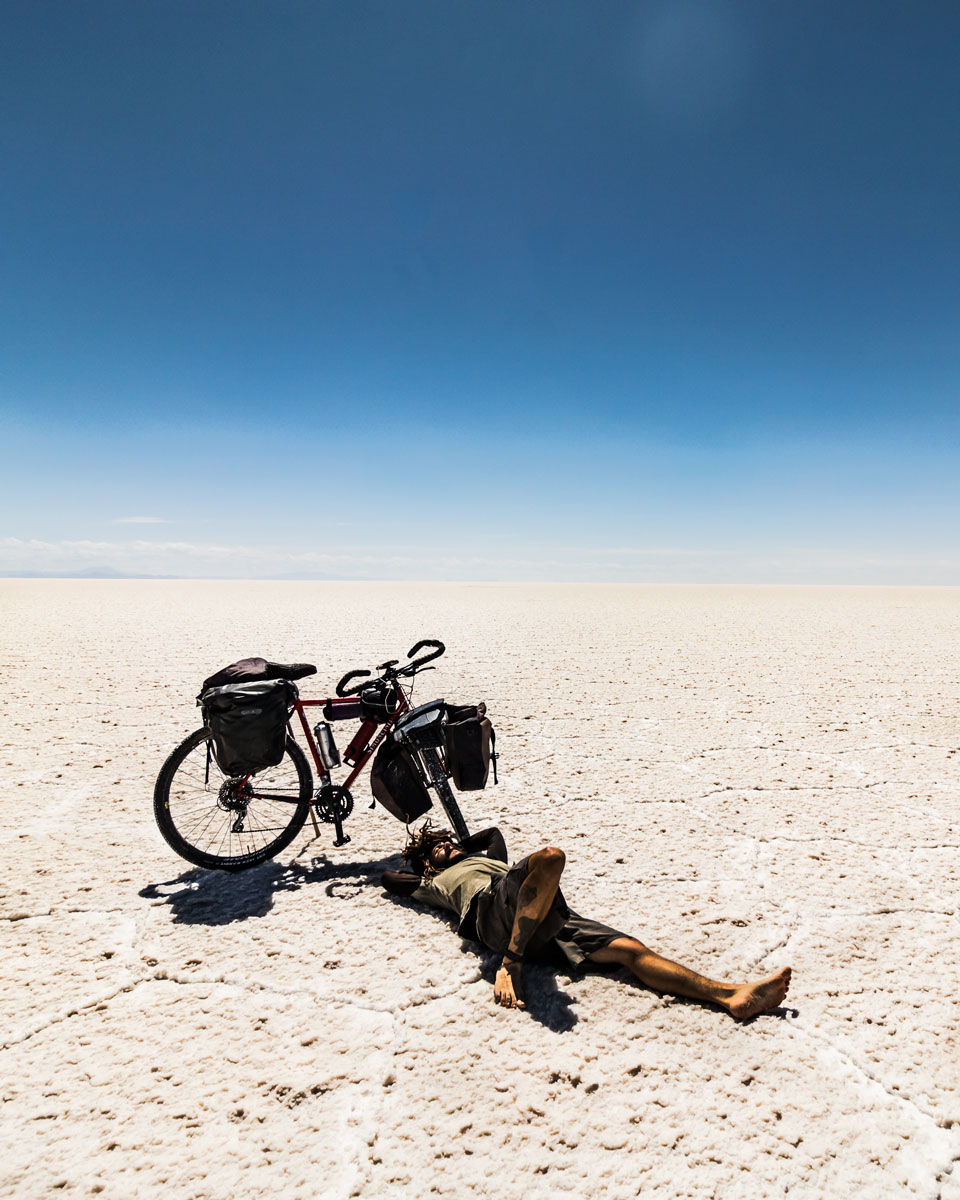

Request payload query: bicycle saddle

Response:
[270,661,318,681]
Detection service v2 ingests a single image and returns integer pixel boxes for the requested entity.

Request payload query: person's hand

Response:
[381,870,421,896]
[493,962,525,1010]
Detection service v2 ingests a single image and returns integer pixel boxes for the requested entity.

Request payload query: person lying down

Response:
[381,825,791,1018]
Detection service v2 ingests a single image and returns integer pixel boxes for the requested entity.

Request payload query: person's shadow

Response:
[139,862,794,1029]
[141,853,581,1031]
[376,886,580,1032]
[470,944,579,1033]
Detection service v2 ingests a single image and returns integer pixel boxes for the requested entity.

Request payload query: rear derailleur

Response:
[218,778,251,834]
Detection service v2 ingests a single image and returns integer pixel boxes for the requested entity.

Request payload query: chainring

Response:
[314,784,354,825]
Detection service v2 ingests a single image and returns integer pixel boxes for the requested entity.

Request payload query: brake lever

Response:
[397,663,435,679]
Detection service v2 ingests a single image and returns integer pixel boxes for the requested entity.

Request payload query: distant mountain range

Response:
[0,567,351,580]
[0,566,179,579]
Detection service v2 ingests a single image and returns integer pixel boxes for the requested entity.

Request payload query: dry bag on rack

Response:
[370,738,432,822]
[443,704,497,791]
[200,657,316,691]
[200,678,298,777]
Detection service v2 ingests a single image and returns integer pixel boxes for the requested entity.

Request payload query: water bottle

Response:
[313,721,341,770]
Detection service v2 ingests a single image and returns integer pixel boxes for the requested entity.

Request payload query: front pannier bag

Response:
[201,678,298,777]
[443,704,497,791]
[391,699,446,750]
[369,738,432,822]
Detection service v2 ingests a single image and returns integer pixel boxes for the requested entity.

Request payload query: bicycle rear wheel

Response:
[154,728,313,871]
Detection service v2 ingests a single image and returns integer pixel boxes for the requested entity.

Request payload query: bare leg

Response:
[494,846,565,1010]
[589,937,792,1020]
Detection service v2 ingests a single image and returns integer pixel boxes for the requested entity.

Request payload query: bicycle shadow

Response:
[142,852,581,1030]
[139,852,401,926]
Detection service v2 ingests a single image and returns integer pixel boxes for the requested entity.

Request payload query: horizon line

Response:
[2,572,959,588]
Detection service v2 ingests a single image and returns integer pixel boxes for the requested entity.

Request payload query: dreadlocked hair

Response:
[403,821,455,879]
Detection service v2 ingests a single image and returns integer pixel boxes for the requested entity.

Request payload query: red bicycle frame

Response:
[292,688,412,796]
[274,639,470,846]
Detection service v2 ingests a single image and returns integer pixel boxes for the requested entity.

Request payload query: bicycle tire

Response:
[154,728,313,872]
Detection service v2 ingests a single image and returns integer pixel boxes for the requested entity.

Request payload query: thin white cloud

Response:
[111,517,171,525]
[2,537,959,583]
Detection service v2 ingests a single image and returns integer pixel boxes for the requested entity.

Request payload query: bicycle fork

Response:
[418,748,470,842]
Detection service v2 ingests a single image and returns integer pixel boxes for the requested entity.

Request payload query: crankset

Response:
[314,784,353,847]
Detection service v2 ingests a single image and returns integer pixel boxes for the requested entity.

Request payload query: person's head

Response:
[403,823,458,878]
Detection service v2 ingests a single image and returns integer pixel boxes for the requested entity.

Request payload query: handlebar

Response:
[334,639,446,696]
[403,639,445,672]
[335,668,371,697]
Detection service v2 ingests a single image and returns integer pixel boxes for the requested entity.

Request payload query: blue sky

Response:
[2,1,959,581]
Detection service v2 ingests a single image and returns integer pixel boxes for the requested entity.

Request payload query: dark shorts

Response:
[470,856,628,972]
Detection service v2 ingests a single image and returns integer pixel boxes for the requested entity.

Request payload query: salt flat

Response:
[1,581,958,1200]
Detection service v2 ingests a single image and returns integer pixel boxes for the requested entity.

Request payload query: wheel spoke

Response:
[155,731,311,869]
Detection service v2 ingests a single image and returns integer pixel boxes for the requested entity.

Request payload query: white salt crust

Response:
[1,581,958,1199]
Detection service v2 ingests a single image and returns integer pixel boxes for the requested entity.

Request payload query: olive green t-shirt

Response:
[412,855,509,928]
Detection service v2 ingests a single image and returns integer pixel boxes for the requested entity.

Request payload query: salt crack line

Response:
[936,1152,960,1200]
[745,917,802,975]
[0,965,479,1054]
[694,782,889,798]
[765,834,960,850]
[343,971,484,1016]
[509,753,557,770]
[0,905,138,924]
[641,876,766,888]
[147,970,324,1001]
[683,803,960,851]
[784,1014,958,1130]
[136,966,483,1018]
[760,902,958,921]
[0,976,149,1051]
[1,971,342,1051]
[693,742,947,755]
[843,906,958,919]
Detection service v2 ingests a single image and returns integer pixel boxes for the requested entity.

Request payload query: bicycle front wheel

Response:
[154,729,313,871]
[419,747,470,842]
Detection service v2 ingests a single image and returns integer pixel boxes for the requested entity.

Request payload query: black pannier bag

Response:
[322,698,364,722]
[359,683,400,723]
[201,678,298,777]
[369,738,432,822]
[443,704,497,791]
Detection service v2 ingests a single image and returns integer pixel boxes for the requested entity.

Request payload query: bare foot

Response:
[494,963,526,1010]
[726,967,792,1019]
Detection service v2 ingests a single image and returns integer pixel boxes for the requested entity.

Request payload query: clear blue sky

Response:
[2,1,958,580]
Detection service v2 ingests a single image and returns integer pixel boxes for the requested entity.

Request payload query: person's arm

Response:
[381,870,422,897]
[458,826,508,863]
